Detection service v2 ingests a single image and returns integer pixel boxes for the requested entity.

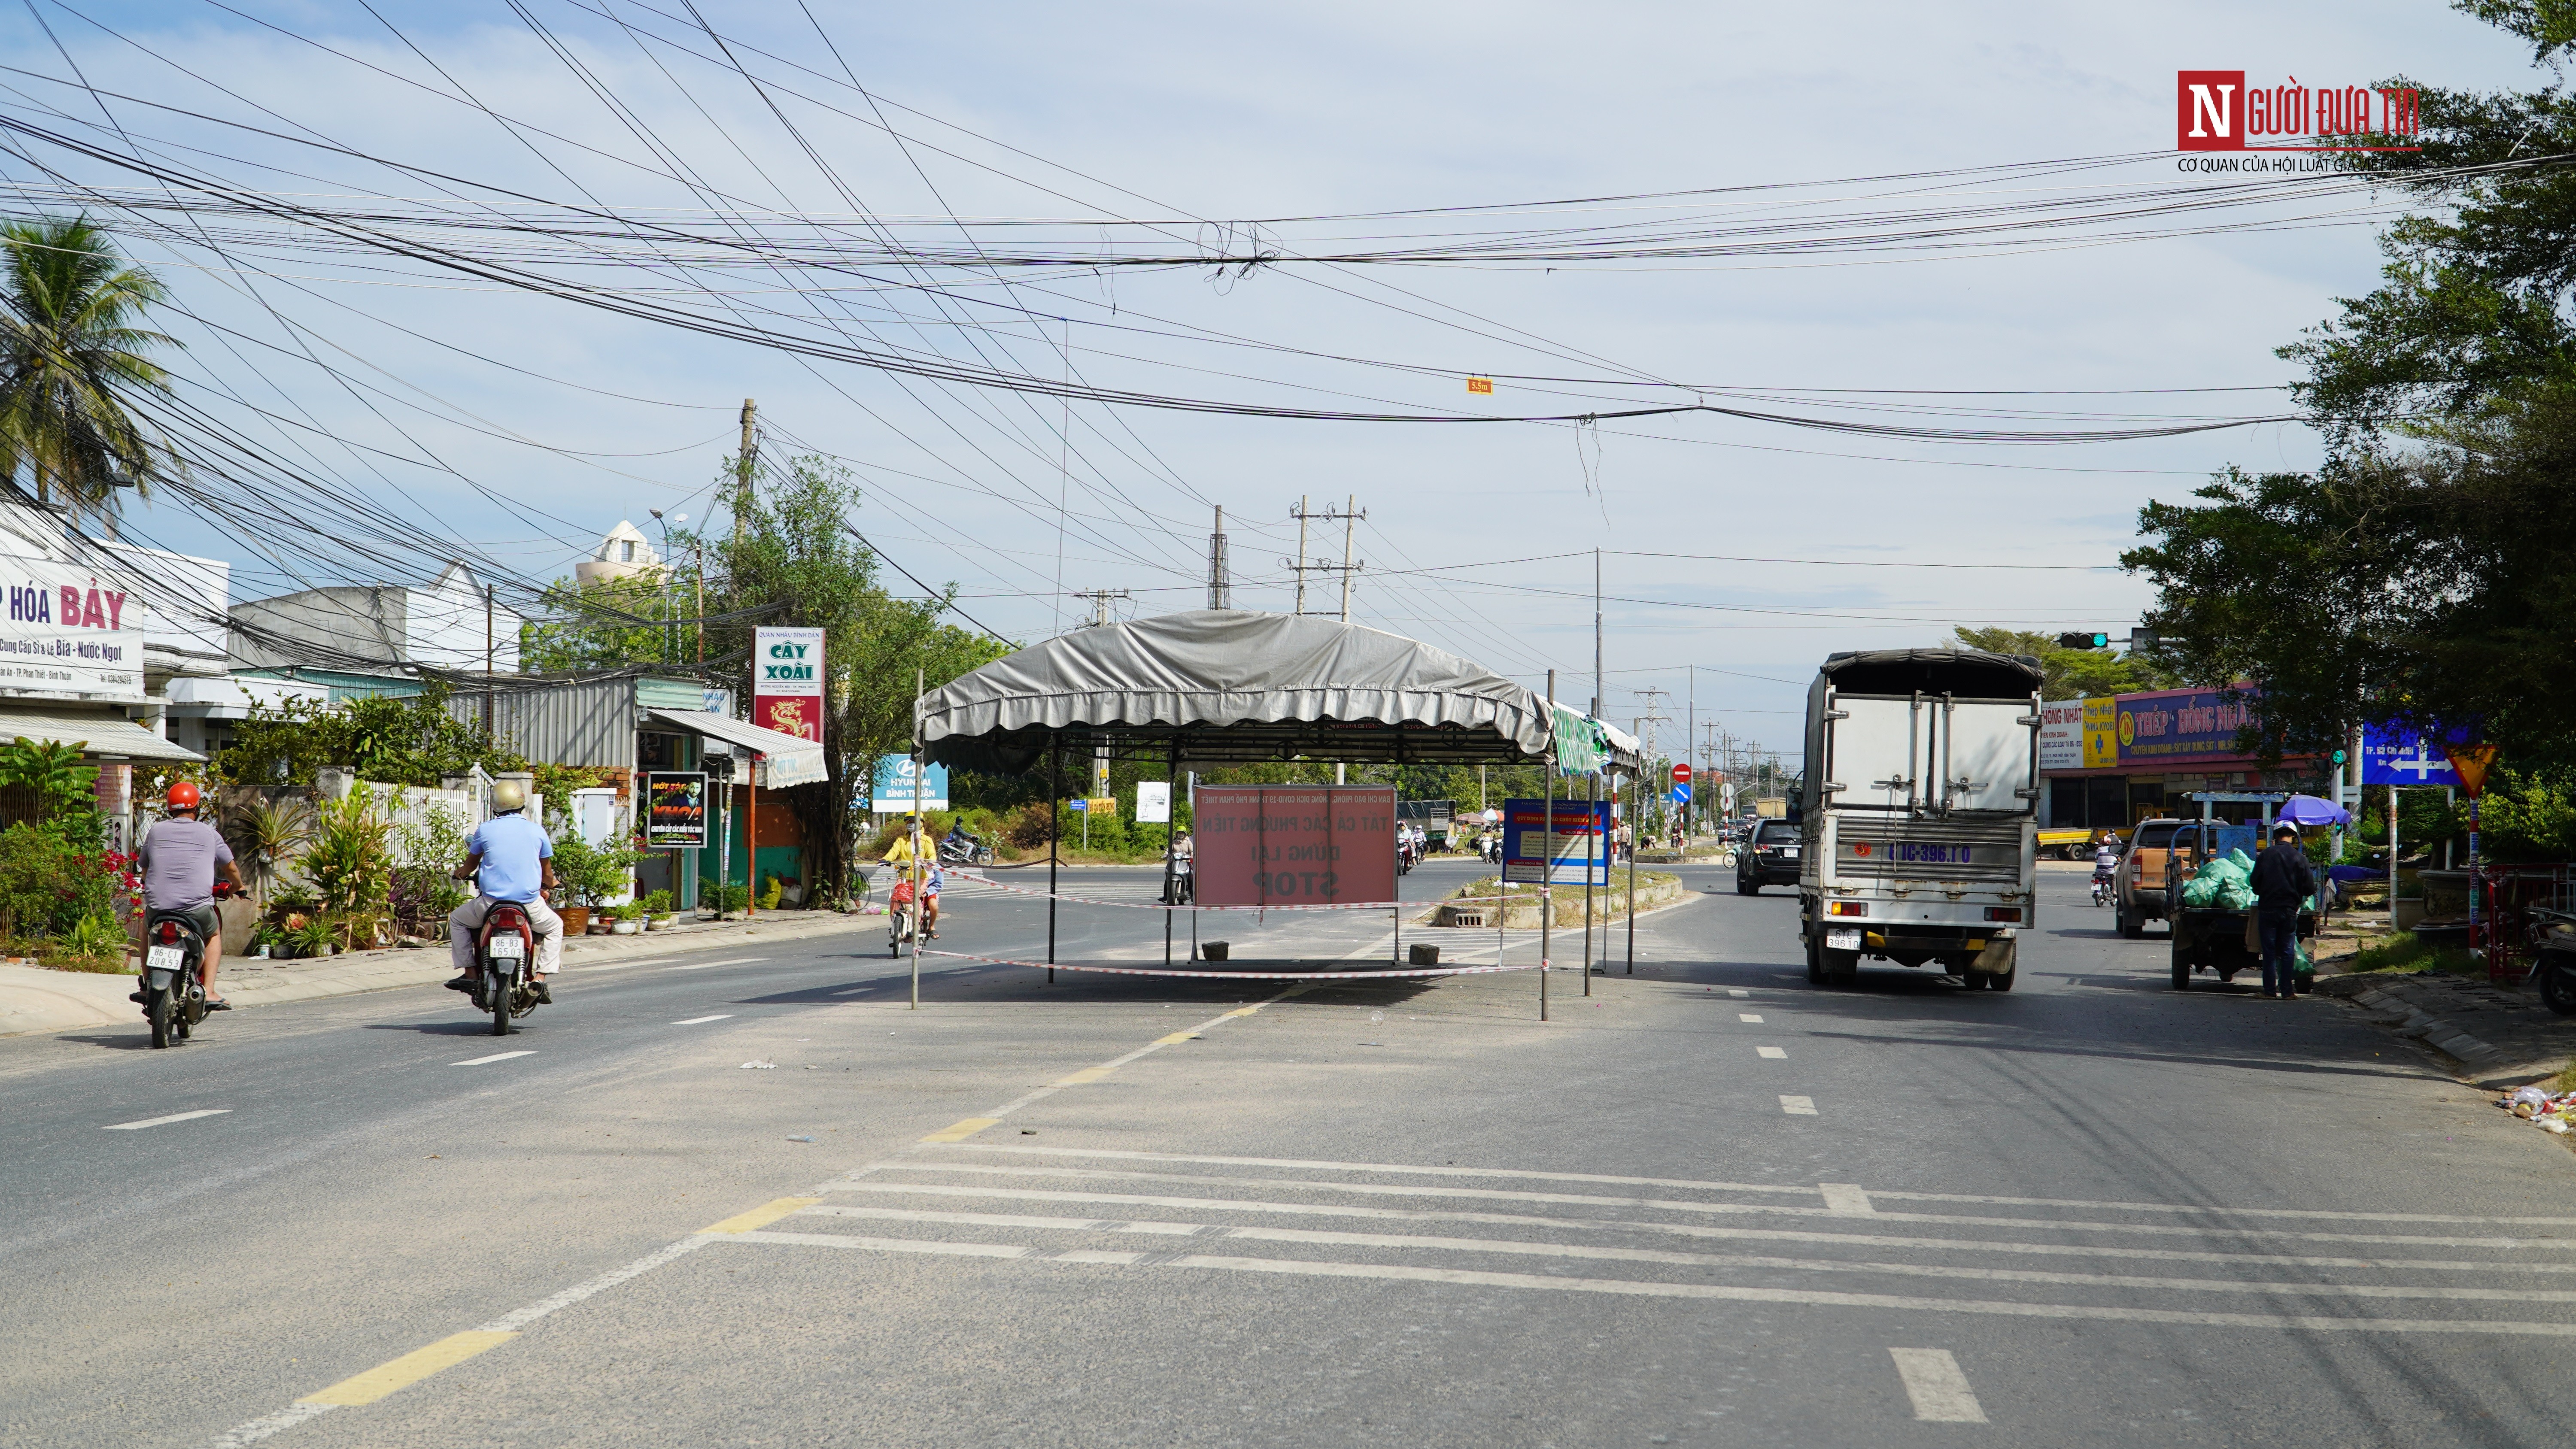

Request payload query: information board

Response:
[1192,785,1397,908]
[643,772,708,849]
[2361,723,2466,788]
[752,626,825,741]
[1501,797,1610,886]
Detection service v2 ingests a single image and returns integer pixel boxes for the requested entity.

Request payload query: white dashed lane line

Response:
[1888,1347,1988,1422]
[1757,1046,1788,1059]
[452,1051,535,1067]
[103,1109,230,1131]
[1780,1095,1818,1116]
[674,1016,734,1025]
[1739,1013,1764,1023]
[665,957,767,972]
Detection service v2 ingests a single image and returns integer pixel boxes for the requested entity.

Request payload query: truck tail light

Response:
[1826,901,1868,917]
[1984,907,2023,923]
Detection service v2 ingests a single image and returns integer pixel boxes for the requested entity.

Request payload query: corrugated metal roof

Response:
[0,705,204,761]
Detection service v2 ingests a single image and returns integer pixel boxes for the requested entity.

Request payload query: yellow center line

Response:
[298,1331,517,1407]
[1054,1067,1114,1086]
[699,1197,823,1234]
[920,1117,1003,1143]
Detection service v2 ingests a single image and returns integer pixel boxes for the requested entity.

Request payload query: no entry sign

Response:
[1192,785,1398,908]
[1671,763,1692,784]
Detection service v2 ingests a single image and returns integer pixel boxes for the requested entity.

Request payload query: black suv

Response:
[1736,818,1803,895]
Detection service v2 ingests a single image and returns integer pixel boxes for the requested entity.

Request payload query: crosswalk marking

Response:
[1888,1348,1987,1422]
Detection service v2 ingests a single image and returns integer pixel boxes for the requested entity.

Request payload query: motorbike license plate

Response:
[489,934,526,959]
[1826,928,1862,951]
[146,946,185,970]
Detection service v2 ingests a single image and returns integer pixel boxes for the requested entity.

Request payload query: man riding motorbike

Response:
[134,781,246,1010]
[445,780,563,1001]
[882,815,940,937]
[2091,832,2119,905]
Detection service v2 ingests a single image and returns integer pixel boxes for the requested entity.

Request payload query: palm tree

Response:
[0,217,182,526]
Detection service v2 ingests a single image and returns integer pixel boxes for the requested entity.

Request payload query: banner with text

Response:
[1501,797,1611,886]
[1193,785,1397,908]
[752,626,825,741]
[0,557,145,700]
[643,771,708,849]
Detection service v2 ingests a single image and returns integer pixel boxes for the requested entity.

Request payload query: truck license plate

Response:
[1826,928,1861,951]
[489,934,526,959]
[146,946,185,970]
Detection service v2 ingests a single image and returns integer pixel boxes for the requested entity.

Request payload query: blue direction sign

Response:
[2361,724,2465,787]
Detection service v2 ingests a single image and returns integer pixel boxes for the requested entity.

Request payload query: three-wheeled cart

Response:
[2162,809,2315,990]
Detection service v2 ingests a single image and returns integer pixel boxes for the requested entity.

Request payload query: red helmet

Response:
[167,780,202,811]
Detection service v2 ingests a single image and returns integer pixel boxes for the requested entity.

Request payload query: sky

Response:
[0,0,2543,761]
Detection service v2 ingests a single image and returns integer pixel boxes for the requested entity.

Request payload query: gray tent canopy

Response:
[918,609,1558,773]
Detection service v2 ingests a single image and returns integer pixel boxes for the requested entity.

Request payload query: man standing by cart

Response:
[2250,821,2317,999]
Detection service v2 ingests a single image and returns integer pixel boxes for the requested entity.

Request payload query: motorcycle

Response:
[138,897,220,1049]
[471,902,544,1036]
[938,834,993,867]
[2530,906,2576,1016]
[2091,868,2114,908]
[1162,854,1195,906]
[1397,836,1418,876]
[887,870,920,957]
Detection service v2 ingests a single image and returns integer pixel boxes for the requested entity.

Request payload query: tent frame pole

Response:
[1047,740,1060,983]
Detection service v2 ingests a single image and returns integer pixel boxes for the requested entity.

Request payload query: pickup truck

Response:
[2114,818,2186,938]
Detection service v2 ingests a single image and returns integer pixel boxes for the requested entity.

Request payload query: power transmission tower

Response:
[1071,589,1130,628]
[1207,506,1230,610]
[1285,497,1364,618]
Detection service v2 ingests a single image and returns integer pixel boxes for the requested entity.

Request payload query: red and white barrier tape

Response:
[915,947,1545,982]
[941,872,1528,915]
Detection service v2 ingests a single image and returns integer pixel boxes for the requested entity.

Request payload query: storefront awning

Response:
[642,709,826,788]
[0,704,204,762]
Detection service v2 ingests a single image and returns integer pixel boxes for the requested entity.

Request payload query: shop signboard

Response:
[752,626,825,741]
[1193,785,1397,908]
[0,556,146,700]
[1501,796,1611,887]
[2039,698,2085,771]
[643,771,708,849]
[2081,697,2119,768]
[2116,688,2262,764]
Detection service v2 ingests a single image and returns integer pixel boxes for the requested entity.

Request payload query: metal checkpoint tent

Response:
[918,609,1576,773]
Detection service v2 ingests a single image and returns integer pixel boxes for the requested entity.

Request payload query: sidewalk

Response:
[2314,967,2576,1090]
[0,909,868,1038]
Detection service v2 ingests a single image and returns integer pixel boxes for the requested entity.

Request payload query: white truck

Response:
[1796,648,2043,991]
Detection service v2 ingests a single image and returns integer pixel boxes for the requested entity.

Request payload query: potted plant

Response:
[547,828,641,936]
[608,900,644,935]
[639,889,675,930]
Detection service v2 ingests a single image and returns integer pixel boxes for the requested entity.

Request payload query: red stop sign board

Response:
[1671,763,1692,784]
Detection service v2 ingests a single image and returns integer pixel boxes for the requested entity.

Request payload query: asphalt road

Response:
[4,859,2573,1449]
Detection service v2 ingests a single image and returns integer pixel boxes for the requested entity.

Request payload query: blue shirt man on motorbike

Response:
[446,780,563,997]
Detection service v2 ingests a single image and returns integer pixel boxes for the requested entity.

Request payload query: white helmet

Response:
[492,780,527,812]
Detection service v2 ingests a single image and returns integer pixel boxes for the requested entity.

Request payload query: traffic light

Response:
[2055,631,2111,650]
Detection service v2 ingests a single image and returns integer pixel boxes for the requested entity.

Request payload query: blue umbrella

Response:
[2276,793,2352,828]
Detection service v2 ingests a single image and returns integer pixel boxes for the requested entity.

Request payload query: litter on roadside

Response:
[2493,1082,2576,1134]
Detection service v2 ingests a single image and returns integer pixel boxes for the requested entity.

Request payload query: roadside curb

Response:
[2322,972,2569,1086]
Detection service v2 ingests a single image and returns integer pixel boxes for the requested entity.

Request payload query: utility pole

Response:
[483,583,495,739]
[1285,497,1364,618]
[735,398,758,512]
[1593,548,1603,718]
[1072,589,1129,628]
[1207,506,1230,609]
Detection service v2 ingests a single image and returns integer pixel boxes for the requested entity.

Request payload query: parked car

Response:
[2114,818,2186,938]
[1737,818,1804,895]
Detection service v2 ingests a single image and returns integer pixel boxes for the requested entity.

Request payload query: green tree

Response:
[2122,3,2576,765]
[693,453,1010,905]
[520,571,696,673]
[0,217,182,525]
[218,682,526,789]
[1947,628,2181,701]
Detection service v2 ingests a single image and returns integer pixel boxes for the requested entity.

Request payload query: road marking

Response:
[451,1051,534,1067]
[1888,1348,1987,1422]
[1820,1183,1877,1217]
[210,1401,334,1446]
[667,956,768,971]
[821,1181,2576,1276]
[719,1233,2576,1337]
[793,1204,2576,1304]
[936,1144,1825,1196]
[699,1197,822,1235]
[103,1108,229,1131]
[298,1331,518,1407]
[674,1015,734,1025]
[1756,1046,1788,1059]
[1738,1012,1764,1023]
[1781,1095,1818,1115]
[921,1117,1003,1143]
[1054,1067,1114,1086]
[1728,989,1750,998]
